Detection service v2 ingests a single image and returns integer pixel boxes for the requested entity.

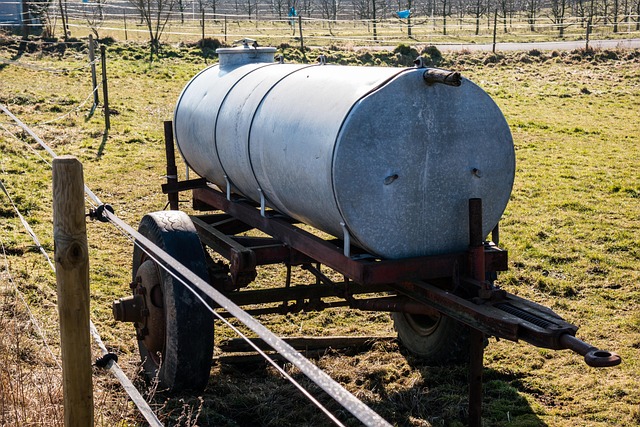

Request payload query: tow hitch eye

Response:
[559,334,622,368]
[584,349,622,368]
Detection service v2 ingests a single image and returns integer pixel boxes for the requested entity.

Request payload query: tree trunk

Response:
[442,0,447,34]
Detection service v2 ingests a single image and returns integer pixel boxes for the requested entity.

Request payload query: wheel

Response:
[392,311,472,364]
[131,210,214,392]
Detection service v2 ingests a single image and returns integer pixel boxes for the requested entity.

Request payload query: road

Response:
[352,38,640,52]
[434,38,640,52]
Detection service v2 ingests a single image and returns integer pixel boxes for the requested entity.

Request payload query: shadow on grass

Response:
[0,44,26,72]
[85,102,97,122]
[146,343,548,427]
[96,130,108,159]
[389,352,550,427]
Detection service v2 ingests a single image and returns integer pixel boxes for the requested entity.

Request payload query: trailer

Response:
[112,43,620,420]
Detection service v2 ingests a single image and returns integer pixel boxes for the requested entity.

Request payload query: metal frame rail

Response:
[161,120,621,426]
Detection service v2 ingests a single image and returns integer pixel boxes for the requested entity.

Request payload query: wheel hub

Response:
[404,312,442,336]
[113,260,165,362]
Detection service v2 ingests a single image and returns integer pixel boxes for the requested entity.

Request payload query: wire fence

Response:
[0,82,393,424]
[3,0,639,47]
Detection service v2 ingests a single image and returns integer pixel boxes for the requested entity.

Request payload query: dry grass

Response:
[0,261,63,425]
[0,33,639,426]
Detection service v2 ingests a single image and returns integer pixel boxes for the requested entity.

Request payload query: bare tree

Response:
[240,0,256,18]
[82,0,107,39]
[21,0,50,38]
[176,0,185,23]
[471,0,487,34]
[271,0,294,18]
[548,0,567,36]
[395,0,415,37]
[319,0,340,20]
[352,0,386,39]
[439,0,452,34]
[611,0,620,32]
[130,0,176,59]
[572,0,587,25]
[298,0,313,15]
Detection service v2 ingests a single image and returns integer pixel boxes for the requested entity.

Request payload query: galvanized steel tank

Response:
[173,45,515,259]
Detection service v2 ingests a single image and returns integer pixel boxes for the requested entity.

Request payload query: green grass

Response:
[1,34,639,426]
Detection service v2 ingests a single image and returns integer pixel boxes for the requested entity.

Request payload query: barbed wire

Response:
[34,84,101,127]
[0,186,61,369]
[0,106,162,427]
[0,56,99,74]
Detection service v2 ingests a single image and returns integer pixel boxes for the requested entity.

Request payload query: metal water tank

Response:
[173,45,515,259]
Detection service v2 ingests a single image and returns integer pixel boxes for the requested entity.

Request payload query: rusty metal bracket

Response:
[191,186,507,285]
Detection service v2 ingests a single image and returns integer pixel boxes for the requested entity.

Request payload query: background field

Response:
[0,34,639,426]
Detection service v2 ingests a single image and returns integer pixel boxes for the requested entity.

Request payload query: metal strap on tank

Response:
[103,210,392,427]
[259,187,266,217]
[212,62,279,198]
[245,63,319,214]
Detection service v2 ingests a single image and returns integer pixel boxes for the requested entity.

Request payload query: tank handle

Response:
[423,68,462,87]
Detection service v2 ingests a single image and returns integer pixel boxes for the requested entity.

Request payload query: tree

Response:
[352,0,387,40]
[298,0,314,15]
[240,0,256,19]
[272,0,288,18]
[21,0,51,38]
[176,0,185,23]
[471,0,487,34]
[611,0,620,32]
[82,0,107,39]
[319,0,340,20]
[130,0,176,60]
[548,0,567,36]
[439,0,451,34]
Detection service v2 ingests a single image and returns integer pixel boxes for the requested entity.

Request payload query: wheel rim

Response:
[403,312,442,337]
[133,260,166,367]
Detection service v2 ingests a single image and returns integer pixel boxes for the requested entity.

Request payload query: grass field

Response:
[1,34,639,426]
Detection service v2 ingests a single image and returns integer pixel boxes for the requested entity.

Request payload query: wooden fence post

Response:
[88,35,99,107]
[492,9,498,53]
[53,156,94,427]
[100,45,110,131]
[224,15,227,43]
[124,9,128,41]
[298,15,306,60]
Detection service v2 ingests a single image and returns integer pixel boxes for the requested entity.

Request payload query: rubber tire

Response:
[392,311,472,364]
[132,211,214,392]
